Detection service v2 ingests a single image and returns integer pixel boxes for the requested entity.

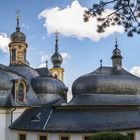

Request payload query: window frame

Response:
[17,132,27,140]
[14,79,27,102]
[127,131,136,140]
[59,134,71,140]
[18,82,24,102]
[37,133,48,140]
[82,134,92,140]
[12,48,16,62]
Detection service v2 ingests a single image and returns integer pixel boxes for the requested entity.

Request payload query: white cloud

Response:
[39,0,124,41]
[129,66,140,77]
[61,52,71,63]
[0,33,10,53]
[37,63,46,68]
[22,23,30,30]
[37,52,71,68]
[41,53,51,62]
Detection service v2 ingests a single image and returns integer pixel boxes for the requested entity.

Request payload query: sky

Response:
[0,0,140,93]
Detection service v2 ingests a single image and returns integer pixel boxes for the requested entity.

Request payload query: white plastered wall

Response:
[0,108,26,140]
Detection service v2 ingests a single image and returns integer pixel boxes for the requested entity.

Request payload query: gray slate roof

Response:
[68,94,140,106]
[10,106,140,132]
[0,63,67,107]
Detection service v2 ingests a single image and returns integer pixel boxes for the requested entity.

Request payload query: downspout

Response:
[11,107,16,124]
[43,108,53,130]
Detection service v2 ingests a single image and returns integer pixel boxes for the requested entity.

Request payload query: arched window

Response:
[12,48,16,61]
[18,83,24,102]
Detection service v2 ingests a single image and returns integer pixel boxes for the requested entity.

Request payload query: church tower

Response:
[111,38,123,70]
[9,12,28,66]
[50,32,64,82]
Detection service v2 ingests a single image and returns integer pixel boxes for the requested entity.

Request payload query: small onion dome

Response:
[72,67,140,96]
[10,15,26,42]
[10,30,26,42]
[51,52,63,68]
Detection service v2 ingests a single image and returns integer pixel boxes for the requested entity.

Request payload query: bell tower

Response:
[50,32,64,82]
[8,11,28,66]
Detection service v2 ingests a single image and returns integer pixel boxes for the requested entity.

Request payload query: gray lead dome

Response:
[10,30,26,42]
[51,52,63,68]
[31,76,66,95]
[72,67,140,95]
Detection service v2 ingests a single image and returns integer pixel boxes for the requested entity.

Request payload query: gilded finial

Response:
[15,10,21,30]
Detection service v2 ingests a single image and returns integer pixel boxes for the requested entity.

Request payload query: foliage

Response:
[91,132,130,140]
[84,0,140,37]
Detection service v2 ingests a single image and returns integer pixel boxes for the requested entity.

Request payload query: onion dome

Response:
[31,64,67,105]
[72,67,140,96]
[10,14,26,42]
[31,76,67,95]
[51,32,63,68]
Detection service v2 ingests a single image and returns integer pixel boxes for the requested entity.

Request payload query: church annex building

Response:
[1,16,140,140]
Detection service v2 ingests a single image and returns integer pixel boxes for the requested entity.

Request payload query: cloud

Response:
[37,63,46,68]
[37,52,71,68]
[22,23,30,30]
[61,52,71,63]
[129,66,140,77]
[39,0,124,41]
[41,53,51,62]
[0,33,10,53]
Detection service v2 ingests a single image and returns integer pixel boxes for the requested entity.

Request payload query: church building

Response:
[1,16,140,140]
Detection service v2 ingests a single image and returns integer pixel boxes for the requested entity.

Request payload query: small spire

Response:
[115,32,118,48]
[100,59,102,67]
[115,37,118,48]
[46,60,48,68]
[55,31,59,52]
[15,10,21,31]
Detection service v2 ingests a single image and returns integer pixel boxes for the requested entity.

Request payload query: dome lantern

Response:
[111,38,123,70]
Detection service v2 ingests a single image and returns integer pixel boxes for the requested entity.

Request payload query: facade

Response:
[1,16,140,140]
[0,16,67,140]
